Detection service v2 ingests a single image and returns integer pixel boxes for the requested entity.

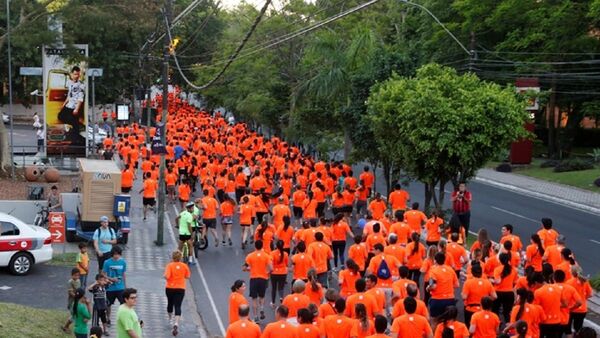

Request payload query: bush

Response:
[591,274,600,291]
[553,158,594,173]
[594,177,600,188]
[540,160,560,168]
[588,148,600,163]
[496,163,512,172]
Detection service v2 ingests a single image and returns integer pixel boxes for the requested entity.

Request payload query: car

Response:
[2,113,8,124]
[87,126,107,146]
[0,213,53,275]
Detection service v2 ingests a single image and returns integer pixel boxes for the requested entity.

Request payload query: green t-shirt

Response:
[116,304,142,338]
[192,206,202,227]
[178,210,193,235]
[73,302,91,334]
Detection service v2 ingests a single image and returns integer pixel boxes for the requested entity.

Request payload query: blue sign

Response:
[151,123,167,154]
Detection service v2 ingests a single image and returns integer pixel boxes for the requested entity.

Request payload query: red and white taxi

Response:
[0,213,53,275]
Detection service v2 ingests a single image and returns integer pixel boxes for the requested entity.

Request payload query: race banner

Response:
[42,45,89,156]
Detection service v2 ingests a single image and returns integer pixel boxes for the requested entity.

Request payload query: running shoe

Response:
[172,324,178,336]
[260,310,265,320]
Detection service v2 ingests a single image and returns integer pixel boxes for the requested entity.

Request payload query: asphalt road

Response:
[181,173,600,336]
[7,124,37,151]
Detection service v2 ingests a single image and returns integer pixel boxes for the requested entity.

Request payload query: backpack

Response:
[376,257,391,280]
[95,227,116,241]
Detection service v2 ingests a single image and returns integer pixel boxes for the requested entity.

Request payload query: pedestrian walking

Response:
[88,273,109,336]
[103,246,127,325]
[93,216,117,271]
[71,288,92,338]
[76,242,90,287]
[62,268,82,333]
[116,288,142,338]
[164,250,191,336]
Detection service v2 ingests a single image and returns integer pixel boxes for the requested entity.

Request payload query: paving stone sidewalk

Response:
[476,168,600,212]
[102,176,206,338]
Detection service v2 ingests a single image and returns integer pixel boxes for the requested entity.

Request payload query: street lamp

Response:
[88,68,103,155]
[6,0,15,179]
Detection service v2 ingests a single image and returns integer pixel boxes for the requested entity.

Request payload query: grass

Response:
[512,161,600,192]
[591,274,600,291]
[0,302,71,338]
[46,252,77,267]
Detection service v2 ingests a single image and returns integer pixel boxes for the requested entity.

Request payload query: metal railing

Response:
[12,145,102,171]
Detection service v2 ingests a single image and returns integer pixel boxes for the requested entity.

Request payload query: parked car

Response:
[0,213,53,275]
[87,126,107,146]
[2,113,9,124]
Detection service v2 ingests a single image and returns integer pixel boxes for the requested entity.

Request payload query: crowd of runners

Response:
[99,91,597,338]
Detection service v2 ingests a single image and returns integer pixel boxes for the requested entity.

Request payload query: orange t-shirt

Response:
[404,210,427,234]
[202,196,219,219]
[331,221,351,242]
[272,204,291,228]
[220,201,235,217]
[318,302,337,319]
[348,243,368,271]
[470,310,500,338]
[292,253,314,280]
[164,262,190,289]
[405,242,426,269]
[321,314,355,338]
[225,318,260,338]
[228,292,249,324]
[391,297,429,319]
[296,323,321,338]
[166,172,177,186]
[244,250,271,279]
[178,184,191,201]
[429,265,458,299]
[390,314,432,338]
[143,178,157,198]
[493,266,518,292]
[239,204,254,225]
[388,190,410,211]
[367,254,400,288]
[425,217,443,242]
[271,250,289,275]
[389,221,411,244]
[566,278,593,313]
[509,303,543,338]
[462,277,495,312]
[282,293,311,317]
[261,320,296,338]
[368,200,387,220]
[433,321,469,338]
[308,242,333,274]
[122,169,134,188]
[534,284,563,324]
[351,318,375,338]
[339,269,361,298]
[345,292,378,319]
[275,225,294,249]
[303,282,324,305]
[537,228,559,248]
[526,244,544,272]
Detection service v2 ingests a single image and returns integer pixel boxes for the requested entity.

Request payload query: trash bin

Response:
[113,194,131,217]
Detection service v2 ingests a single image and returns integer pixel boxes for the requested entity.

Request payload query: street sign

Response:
[88,68,104,77]
[19,67,42,76]
[48,212,65,244]
[151,123,167,154]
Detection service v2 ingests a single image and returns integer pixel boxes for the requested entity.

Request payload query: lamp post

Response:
[6,0,15,179]
[88,68,103,155]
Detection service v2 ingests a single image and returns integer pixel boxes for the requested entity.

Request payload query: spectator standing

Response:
[451,182,472,235]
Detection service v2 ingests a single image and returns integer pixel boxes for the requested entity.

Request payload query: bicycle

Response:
[192,223,209,257]
[33,203,50,228]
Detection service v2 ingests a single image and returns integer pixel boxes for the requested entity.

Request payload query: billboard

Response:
[43,45,88,155]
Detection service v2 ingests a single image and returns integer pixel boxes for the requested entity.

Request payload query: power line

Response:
[168,0,273,90]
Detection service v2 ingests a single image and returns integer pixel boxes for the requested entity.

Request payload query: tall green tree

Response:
[368,64,528,209]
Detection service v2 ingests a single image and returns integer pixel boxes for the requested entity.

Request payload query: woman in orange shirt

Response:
[270,240,288,307]
[339,259,361,298]
[164,250,191,334]
[254,220,274,254]
[331,213,354,270]
[228,279,249,325]
[275,216,294,253]
[492,253,518,323]
[425,210,444,246]
[220,194,236,246]
[525,234,544,272]
[434,306,470,338]
[405,232,426,286]
[304,268,324,305]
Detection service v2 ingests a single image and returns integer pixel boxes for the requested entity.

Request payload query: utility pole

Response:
[156,0,172,246]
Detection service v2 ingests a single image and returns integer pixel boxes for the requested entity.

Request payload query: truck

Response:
[63,159,130,243]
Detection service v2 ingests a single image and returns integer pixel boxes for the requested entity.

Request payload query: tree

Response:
[368,64,528,209]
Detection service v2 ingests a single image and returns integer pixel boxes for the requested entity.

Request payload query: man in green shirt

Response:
[116,288,142,338]
[176,202,195,264]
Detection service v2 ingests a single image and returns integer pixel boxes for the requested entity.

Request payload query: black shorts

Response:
[93,307,107,324]
[122,187,132,193]
[293,206,303,218]
[342,205,353,213]
[240,223,251,227]
[179,198,189,203]
[179,234,192,241]
[249,278,268,298]
[143,197,156,206]
[204,218,217,229]
[106,290,124,306]
[256,212,267,223]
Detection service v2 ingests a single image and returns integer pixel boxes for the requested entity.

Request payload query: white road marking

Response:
[490,206,538,223]
[590,239,600,245]
[172,204,226,336]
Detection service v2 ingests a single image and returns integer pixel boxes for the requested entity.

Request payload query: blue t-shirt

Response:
[93,227,115,254]
[103,258,126,291]
[174,145,184,160]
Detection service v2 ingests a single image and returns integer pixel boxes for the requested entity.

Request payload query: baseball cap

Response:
[100,216,109,222]
[186,201,195,208]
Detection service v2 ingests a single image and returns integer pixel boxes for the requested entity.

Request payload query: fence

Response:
[12,145,102,171]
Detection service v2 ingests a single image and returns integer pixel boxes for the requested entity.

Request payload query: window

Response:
[0,222,20,236]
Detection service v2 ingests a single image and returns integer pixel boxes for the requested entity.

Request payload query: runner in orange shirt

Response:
[163,250,191,335]
[177,179,191,209]
[308,232,333,287]
[228,280,249,325]
[359,166,375,197]
[291,241,314,282]
[270,240,288,308]
[366,315,391,338]
[434,306,470,338]
[282,280,311,321]
[139,172,157,221]
[388,183,410,212]
[304,269,324,305]
[339,259,362,298]
[225,304,260,338]
[427,252,459,318]
[272,197,291,228]
[322,298,355,338]
[469,297,500,338]
[389,211,411,245]
[348,235,369,274]
[526,234,545,272]
[239,196,255,249]
[296,308,321,338]
[121,164,135,193]
[368,193,387,220]
[390,297,433,338]
[425,210,444,246]
[220,194,236,246]
[404,202,427,235]
[345,279,380,319]
[201,191,220,247]
[351,303,375,338]
[405,233,426,286]
[537,218,560,248]
[461,264,497,327]
[292,185,307,226]
[243,240,272,322]
[566,266,594,333]
[261,306,296,338]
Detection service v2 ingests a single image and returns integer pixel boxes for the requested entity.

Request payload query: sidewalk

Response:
[475,168,600,213]
[103,174,207,338]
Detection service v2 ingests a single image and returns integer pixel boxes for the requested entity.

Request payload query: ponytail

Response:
[499,252,512,279]
[411,232,420,256]
[258,221,268,240]
[308,268,319,292]
[276,240,285,264]
[515,288,528,320]
[531,234,544,256]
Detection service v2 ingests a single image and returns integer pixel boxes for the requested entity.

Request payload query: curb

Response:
[474,177,600,215]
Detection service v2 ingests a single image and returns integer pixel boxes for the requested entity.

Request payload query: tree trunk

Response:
[547,80,558,158]
[437,179,447,210]
[343,128,352,161]
[383,160,391,196]
[425,182,436,211]
[0,121,10,171]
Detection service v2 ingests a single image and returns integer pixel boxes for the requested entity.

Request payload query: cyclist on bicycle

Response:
[176,202,195,265]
